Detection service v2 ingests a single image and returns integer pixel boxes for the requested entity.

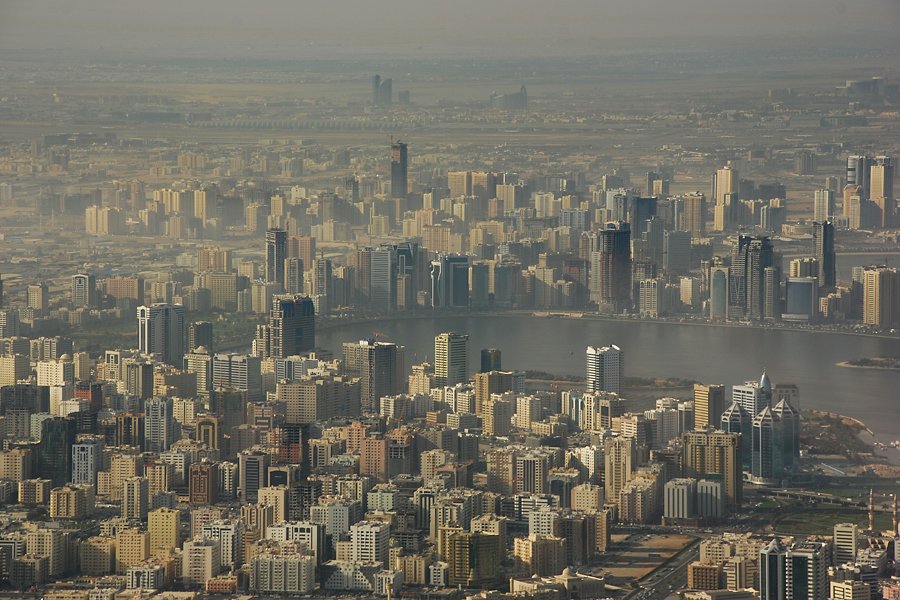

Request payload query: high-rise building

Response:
[682,428,742,507]
[772,399,800,473]
[342,339,405,411]
[391,140,408,199]
[720,401,752,470]
[481,348,501,373]
[445,531,502,588]
[310,259,333,312]
[833,523,859,565]
[812,221,835,289]
[189,461,219,505]
[681,192,707,239]
[27,282,49,315]
[431,254,470,309]
[148,506,180,551]
[372,74,392,106]
[694,384,726,429]
[729,235,775,321]
[239,450,270,503]
[265,228,287,286]
[137,304,185,366]
[202,519,244,569]
[268,295,315,358]
[368,249,395,313]
[814,190,835,222]
[604,436,635,507]
[284,258,304,295]
[847,155,872,197]
[862,267,899,328]
[350,520,391,565]
[189,321,213,353]
[759,539,788,600]
[586,345,623,395]
[733,370,774,416]
[435,332,468,387]
[182,538,222,587]
[72,274,98,308]
[786,541,829,600]
[751,407,784,483]
[870,156,894,201]
[211,353,262,403]
[72,438,102,487]
[592,221,632,314]
[40,417,77,487]
[144,396,175,454]
[122,476,150,520]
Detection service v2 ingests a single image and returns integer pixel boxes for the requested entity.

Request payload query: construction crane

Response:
[373,331,388,343]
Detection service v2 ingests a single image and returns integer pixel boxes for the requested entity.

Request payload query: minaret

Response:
[868,488,875,531]
[893,494,898,534]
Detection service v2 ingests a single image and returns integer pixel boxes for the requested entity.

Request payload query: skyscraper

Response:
[729,235,775,321]
[72,438,102,487]
[41,417,77,486]
[266,228,287,286]
[720,401,753,470]
[72,273,98,308]
[480,348,501,373]
[372,74,392,105]
[710,267,729,319]
[733,370,773,416]
[435,332,469,387]
[342,339,405,411]
[211,353,263,403]
[863,267,900,328]
[431,254,470,309]
[137,304,185,367]
[391,140,407,199]
[681,192,707,239]
[239,450,270,503]
[682,428,742,507]
[870,156,894,200]
[369,249,396,313]
[144,396,175,454]
[269,295,315,358]
[604,436,635,507]
[592,221,631,314]
[847,155,872,197]
[586,345,623,395]
[188,321,213,353]
[759,539,788,600]
[813,190,835,222]
[751,407,784,483]
[284,257,304,295]
[772,399,800,473]
[694,384,726,429]
[310,258,333,312]
[812,221,835,289]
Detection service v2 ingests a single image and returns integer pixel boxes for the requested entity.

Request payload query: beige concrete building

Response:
[116,528,150,574]
[80,536,116,576]
[148,507,180,552]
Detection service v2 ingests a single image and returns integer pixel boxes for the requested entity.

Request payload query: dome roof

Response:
[759,370,772,392]
[60,353,72,361]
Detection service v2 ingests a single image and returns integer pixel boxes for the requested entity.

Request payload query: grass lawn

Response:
[775,509,894,535]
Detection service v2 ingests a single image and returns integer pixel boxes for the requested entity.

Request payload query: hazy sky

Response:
[1,0,898,59]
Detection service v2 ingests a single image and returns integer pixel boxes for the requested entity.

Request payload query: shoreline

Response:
[835,361,900,371]
[317,309,900,342]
